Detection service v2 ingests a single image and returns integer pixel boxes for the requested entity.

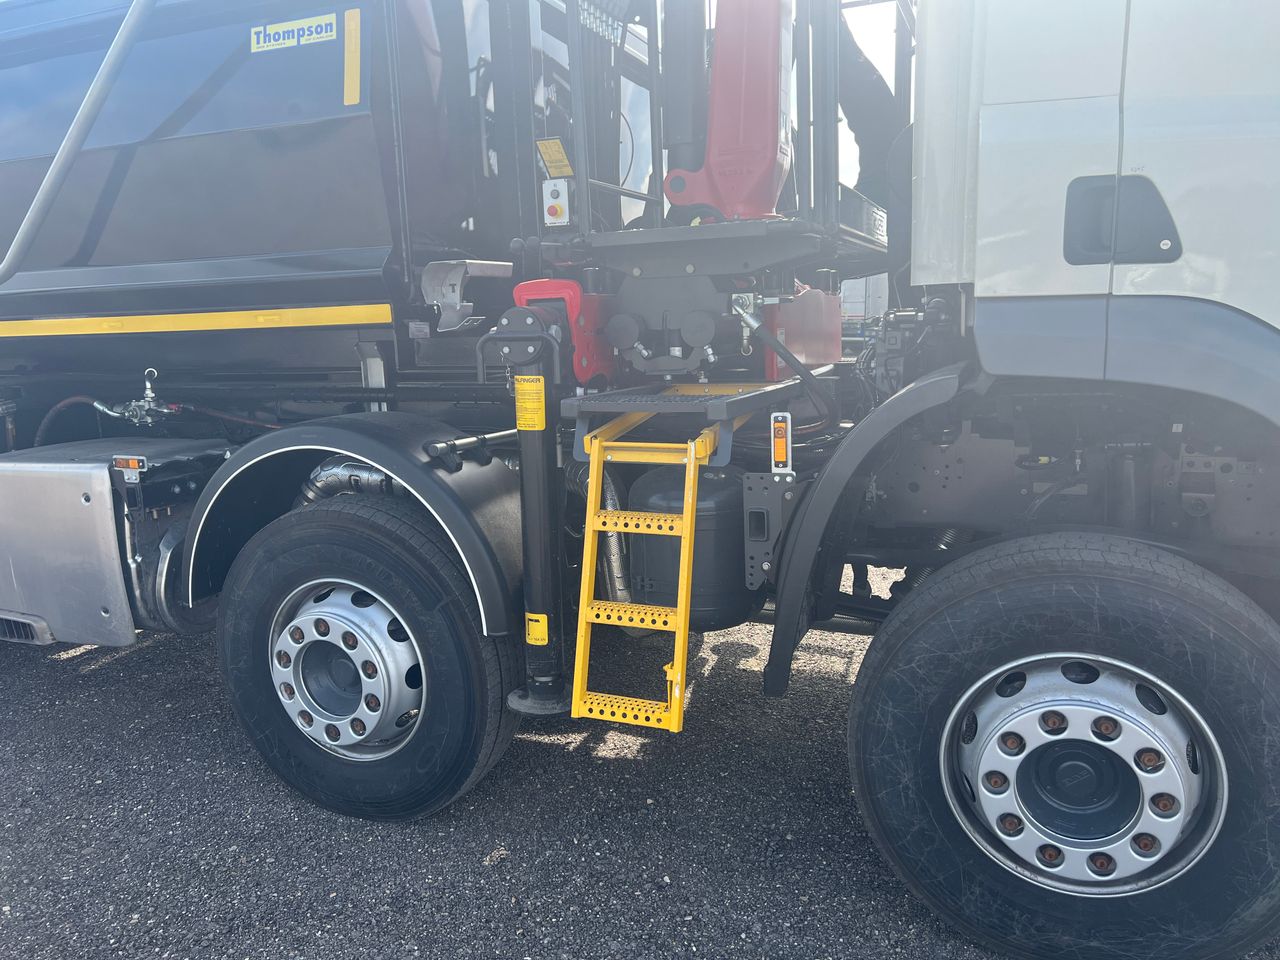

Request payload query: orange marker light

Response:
[770,413,793,474]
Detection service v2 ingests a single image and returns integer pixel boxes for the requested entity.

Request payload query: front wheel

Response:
[849,533,1280,960]
[218,496,520,820]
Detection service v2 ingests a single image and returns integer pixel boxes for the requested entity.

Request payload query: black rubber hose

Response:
[33,395,101,446]
[747,323,838,433]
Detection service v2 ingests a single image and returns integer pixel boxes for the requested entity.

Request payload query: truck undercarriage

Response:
[2,1,1280,958]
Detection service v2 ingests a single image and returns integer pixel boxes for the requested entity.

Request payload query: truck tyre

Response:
[218,496,521,820]
[848,533,1280,960]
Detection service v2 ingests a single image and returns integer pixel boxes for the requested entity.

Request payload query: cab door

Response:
[972,0,1128,301]
[1113,0,1280,329]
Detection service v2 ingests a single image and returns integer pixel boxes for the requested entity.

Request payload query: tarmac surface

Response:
[2,614,1277,960]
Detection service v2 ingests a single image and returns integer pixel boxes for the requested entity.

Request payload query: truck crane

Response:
[1,1,1278,957]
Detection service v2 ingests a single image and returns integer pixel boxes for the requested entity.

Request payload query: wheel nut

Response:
[298,710,314,728]
[1088,852,1116,876]
[998,814,1023,836]
[1036,844,1064,867]
[289,626,305,644]
[1092,716,1121,741]
[365,693,381,712]
[275,650,291,668]
[1135,749,1165,773]
[324,723,340,742]
[361,660,378,679]
[350,718,367,737]
[279,682,295,700]
[314,618,330,637]
[1151,793,1179,816]
[999,732,1025,756]
[342,631,358,650]
[1040,710,1067,734]
[984,771,1009,793]
[1132,833,1160,857]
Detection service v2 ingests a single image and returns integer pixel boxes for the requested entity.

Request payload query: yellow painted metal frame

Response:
[571,397,754,733]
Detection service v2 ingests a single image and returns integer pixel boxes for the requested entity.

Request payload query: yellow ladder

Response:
[570,416,722,733]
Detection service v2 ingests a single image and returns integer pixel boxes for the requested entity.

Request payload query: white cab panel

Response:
[975,96,1119,298]
[914,0,1130,292]
[1115,0,1280,328]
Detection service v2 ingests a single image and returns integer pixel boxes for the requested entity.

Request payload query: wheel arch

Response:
[184,412,522,638]
[766,363,966,695]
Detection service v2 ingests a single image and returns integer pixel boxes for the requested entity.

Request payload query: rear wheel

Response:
[849,533,1280,960]
[219,496,520,820]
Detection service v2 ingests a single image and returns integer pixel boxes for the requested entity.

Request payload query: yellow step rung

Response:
[577,692,676,730]
[585,600,679,631]
[592,510,684,536]
[572,415,710,735]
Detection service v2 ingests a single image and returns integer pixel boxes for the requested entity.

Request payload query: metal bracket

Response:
[423,260,514,333]
[743,472,801,590]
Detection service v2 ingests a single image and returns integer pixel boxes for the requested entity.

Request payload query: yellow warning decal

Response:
[525,613,549,647]
[514,375,547,432]
[536,138,575,178]
[343,9,362,106]
[251,14,338,53]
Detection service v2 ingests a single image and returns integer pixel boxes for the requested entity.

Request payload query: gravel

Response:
[1,618,1276,960]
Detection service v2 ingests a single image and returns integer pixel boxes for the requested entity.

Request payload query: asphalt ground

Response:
[2,616,1278,960]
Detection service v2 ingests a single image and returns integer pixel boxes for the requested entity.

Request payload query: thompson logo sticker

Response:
[251,14,338,53]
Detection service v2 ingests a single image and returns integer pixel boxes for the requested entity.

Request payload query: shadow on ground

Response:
[0,618,1274,960]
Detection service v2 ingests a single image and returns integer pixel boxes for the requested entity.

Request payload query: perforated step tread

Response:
[585,601,679,630]
[592,511,683,535]
[577,692,676,730]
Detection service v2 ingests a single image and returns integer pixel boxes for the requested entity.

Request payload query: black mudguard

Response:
[183,412,521,638]
[765,365,965,695]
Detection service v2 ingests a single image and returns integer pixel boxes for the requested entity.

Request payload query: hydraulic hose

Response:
[742,312,838,434]
[33,396,119,446]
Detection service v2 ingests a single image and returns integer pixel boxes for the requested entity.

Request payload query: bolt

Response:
[761,561,772,572]
[1160,239,1173,251]
[1089,852,1116,876]
[984,771,1009,792]
[350,718,367,737]
[324,724,341,743]
[280,682,295,700]
[685,264,695,274]
[1135,749,1165,773]
[1092,716,1121,741]
[361,660,378,679]
[501,345,511,355]
[1000,732,1025,755]
[314,618,330,637]
[527,345,536,354]
[276,650,291,668]
[1133,833,1160,856]
[1040,710,1067,734]
[526,316,534,326]
[298,710,314,728]
[1151,793,1178,816]
[998,814,1023,836]
[342,631,358,650]
[365,693,381,712]
[289,626,304,643]
[1037,844,1063,866]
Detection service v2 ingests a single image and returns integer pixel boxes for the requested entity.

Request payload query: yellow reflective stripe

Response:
[343,9,362,106]
[0,304,393,338]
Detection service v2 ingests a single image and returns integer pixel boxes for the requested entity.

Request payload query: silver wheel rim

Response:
[270,579,424,761]
[940,653,1228,897]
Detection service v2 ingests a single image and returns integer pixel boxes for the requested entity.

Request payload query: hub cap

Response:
[941,654,1227,896]
[270,581,423,761]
